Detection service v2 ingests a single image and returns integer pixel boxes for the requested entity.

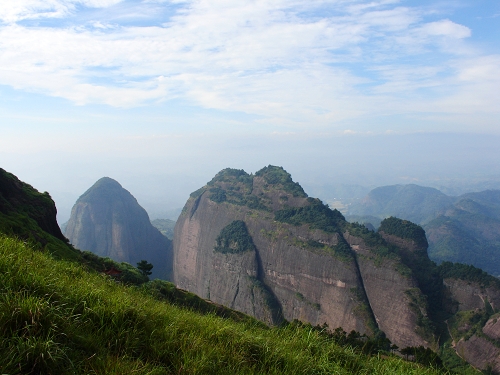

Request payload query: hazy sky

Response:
[1,0,499,222]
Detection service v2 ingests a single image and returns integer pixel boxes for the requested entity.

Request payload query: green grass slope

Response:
[0,235,451,375]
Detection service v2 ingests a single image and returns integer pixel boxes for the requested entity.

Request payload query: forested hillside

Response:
[347,184,500,277]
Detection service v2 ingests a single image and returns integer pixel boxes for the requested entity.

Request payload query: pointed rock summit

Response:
[65,177,172,280]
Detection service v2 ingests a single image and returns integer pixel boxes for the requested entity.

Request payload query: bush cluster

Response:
[255,165,307,197]
[214,220,256,254]
[379,217,428,248]
[275,199,344,233]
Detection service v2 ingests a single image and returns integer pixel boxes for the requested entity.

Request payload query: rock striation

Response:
[174,166,440,349]
[65,177,172,280]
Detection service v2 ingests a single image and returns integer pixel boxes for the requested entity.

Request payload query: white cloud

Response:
[0,0,124,23]
[420,19,471,39]
[0,0,496,130]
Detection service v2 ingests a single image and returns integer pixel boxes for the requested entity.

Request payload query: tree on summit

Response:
[137,260,154,277]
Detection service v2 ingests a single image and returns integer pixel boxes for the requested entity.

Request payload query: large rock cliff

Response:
[65,177,172,280]
[434,262,500,372]
[174,167,437,348]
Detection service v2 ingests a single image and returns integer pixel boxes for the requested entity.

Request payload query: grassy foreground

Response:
[0,235,449,375]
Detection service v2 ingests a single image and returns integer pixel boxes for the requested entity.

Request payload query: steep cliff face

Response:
[443,278,500,312]
[451,312,500,373]
[174,167,435,348]
[65,177,172,280]
[343,232,431,349]
[456,335,500,373]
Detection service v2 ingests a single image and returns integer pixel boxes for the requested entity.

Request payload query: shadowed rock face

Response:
[174,166,435,348]
[65,177,172,280]
[0,168,65,242]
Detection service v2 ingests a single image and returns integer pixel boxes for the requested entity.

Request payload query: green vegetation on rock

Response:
[214,220,256,254]
[438,261,500,289]
[290,237,354,261]
[189,186,206,199]
[208,168,253,188]
[201,168,272,210]
[404,288,436,342]
[255,165,307,197]
[80,251,149,285]
[0,168,80,261]
[347,222,406,263]
[209,186,227,203]
[379,217,428,248]
[447,308,497,343]
[275,198,344,233]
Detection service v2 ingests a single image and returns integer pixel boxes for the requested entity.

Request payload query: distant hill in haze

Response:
[65,177,173,280]
[151,218,176,240]
[347,185,500,277]
[347,184,456,224]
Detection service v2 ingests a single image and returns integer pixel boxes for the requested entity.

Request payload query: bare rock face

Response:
[443,278,500,312]
[455,335,500,373]
[65,177,172,280]
[443,278,500,372]
[344,232,432,349]
[483,316,500,340]
[174,166,436,348]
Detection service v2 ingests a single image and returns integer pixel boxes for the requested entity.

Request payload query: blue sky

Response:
[1,0,499,222]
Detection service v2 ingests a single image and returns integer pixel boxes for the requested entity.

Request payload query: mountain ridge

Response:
[347,183,500,277]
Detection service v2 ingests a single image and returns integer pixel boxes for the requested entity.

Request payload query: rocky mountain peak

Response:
[78,177,132,203]
[65,177,173,280]
[174,166,439,349]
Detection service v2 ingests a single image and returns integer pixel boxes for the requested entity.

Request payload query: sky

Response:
[0,0,499,223]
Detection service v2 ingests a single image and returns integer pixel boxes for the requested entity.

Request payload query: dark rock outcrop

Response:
[0,168,65,241]
[65,177,172,280]
[0,168,82,261]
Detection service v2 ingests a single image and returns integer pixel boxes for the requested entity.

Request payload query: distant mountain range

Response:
[347,185,500,277]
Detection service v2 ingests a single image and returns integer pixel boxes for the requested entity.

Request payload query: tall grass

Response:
[0,235,450,374]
